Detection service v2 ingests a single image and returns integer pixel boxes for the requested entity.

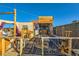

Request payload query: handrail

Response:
[42,37,79,39]
[41,37,79,56]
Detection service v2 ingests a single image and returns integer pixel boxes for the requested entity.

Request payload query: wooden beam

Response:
[41,37,79,40]
[0,12,14,14]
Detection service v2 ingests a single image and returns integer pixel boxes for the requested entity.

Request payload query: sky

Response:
[0,3,79,27]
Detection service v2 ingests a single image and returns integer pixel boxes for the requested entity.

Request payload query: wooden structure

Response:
[0,9,34,56]
[38,16,53,36]
[16,22,34,39]
[54,21,79,37]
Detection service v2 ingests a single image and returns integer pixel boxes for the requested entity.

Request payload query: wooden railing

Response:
[1,36,79,56]
[1,36,25,56]
[41,37,79,56]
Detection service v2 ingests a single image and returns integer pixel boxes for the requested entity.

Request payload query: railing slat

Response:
[42,37,79,39]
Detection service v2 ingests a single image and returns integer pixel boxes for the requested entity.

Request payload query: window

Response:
[22,25,28,30]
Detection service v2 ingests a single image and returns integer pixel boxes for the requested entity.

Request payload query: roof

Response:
[54,21,79,28]
[38,16,53,23]
[0,19,33,24]
[0,19,14,24]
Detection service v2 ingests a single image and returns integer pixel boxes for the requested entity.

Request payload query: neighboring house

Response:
[54,21,79,37]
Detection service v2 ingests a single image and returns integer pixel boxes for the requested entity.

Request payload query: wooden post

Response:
[68,38,72,56]
[62,26,64,36]
[65,31,72,56]
[20,38,23,56]
[42,37,44,56]
[56,27,57,35]
[49,24,53,36]
[65,31,67,37]
[20,30,24,56]
[68,31,72,56]
[14,8,16,38]
[2,38,5,56]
